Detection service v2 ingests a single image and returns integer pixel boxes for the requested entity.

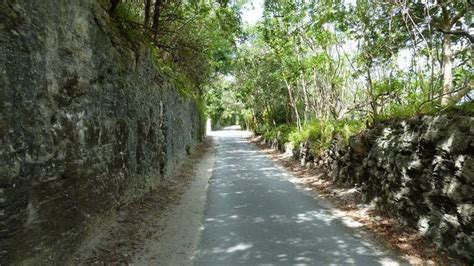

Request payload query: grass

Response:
[374,100,474,123]
[288,119,365,151]
[262,124,295,143]
[258,119,364,154]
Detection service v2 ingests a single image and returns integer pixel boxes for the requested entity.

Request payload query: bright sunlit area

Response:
[241,0,263,25]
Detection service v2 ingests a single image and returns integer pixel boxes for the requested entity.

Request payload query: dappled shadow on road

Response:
[194,130,403,265]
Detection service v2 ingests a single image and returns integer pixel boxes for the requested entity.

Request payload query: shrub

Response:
[288,119,365,151]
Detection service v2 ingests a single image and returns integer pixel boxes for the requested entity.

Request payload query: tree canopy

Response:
[218,0,472,134]
[107,0,473,137]
[105,0,242,95]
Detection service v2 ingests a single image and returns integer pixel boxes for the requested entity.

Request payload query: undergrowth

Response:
[113,2,144,44]
[288,119,365,150]
[257,119,364,153]
[257,100,472,155]
[373,100,474,124]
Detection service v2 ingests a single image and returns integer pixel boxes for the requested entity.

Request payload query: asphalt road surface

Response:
[193,127,404,265]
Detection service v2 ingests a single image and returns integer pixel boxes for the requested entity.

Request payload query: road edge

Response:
[132,138,216,265]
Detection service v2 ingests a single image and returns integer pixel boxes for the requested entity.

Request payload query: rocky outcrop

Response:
[264,114,473,262]
[323,115,473,262]
[0,1,201,264]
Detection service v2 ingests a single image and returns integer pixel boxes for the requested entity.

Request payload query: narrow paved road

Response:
[193,128,404,265]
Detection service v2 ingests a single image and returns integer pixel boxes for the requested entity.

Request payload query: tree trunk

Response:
[366,64,377,118]
[144,0,153,26]
[440,33,453,105]
[297,43,309,124]
[109,0,121,14]
[300,76,309,125]
[284,78,301,131]
[152,0,163,32]
[312,73,322,118]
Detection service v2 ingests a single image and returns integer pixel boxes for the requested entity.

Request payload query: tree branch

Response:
[450,84,474,104]
[436,28,474,43]
[436,0,450,27]
[450,4,470,26]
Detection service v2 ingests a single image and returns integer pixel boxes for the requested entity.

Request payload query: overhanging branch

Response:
[436,28,474,43]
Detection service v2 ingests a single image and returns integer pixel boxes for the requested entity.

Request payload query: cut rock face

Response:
[0,1,201,264]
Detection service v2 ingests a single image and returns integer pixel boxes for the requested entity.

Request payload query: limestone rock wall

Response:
[268,114,473,261]
[0,1,201,264]
[319,115,473,261]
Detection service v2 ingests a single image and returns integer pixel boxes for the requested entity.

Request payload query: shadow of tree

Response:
[194,129,405,265]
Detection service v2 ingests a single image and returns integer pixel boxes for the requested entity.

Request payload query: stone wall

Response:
[0,1,201,264]
[266,114,473,262]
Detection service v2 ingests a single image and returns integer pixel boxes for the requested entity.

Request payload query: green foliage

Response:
[328,120,365,142]
[108,0,242,102]
[288,119,364,151]
[112,2,144,41]
[115,1,142,23]
[262,124,295,143]
[289,121,322,146]
[451,101,474,115]
[106,0,472,149]
[195,94,207,141]
[204,78,245,129]
[104,0,244,138]
[240,109,255,130]
[226,0,470,146]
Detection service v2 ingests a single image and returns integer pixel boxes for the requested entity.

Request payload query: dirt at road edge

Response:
[73,138,215,265]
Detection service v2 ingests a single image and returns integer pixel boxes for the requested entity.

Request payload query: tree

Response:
[434,0,473,104]
[208,0,473,133]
